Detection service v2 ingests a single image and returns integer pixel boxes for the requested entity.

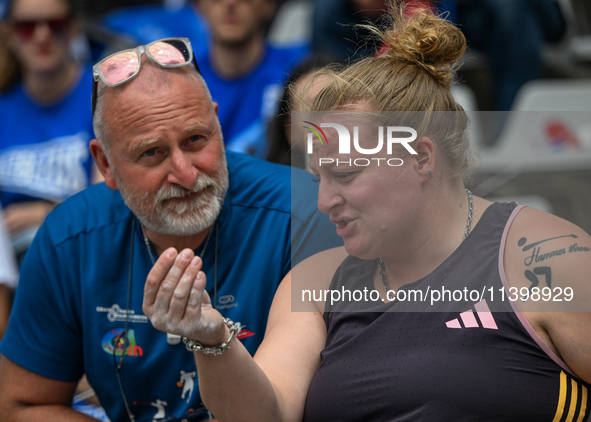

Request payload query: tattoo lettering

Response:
[569,243,590,253]
[524,247,565,266]
[519,235,589,266]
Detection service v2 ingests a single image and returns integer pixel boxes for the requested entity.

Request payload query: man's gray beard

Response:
[114,159,229,236]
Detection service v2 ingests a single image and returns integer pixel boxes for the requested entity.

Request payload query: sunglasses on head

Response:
[12,17,70,40]
[91,37,200,115]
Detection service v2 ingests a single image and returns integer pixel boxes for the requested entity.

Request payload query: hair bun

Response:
[378,4,466,86]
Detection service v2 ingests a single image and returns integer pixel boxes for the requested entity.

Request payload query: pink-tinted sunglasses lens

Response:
[148,41,189,65]
[100,51,139,85]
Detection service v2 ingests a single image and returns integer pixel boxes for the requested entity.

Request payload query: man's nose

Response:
[167,150,198,189]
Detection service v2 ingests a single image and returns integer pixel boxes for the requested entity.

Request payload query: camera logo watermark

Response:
[304,122,418,167]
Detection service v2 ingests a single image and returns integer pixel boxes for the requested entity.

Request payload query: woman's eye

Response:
[334,172,354,179]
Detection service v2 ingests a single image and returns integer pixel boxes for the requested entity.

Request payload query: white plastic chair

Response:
[473,79,591,222]
[268,0,313,47]
[476,79,591,175]
[451,83,484,151]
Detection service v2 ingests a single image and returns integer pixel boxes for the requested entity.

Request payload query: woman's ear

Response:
[412,136,436,182]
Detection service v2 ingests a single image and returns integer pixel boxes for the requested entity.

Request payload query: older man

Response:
[0,38,340,421]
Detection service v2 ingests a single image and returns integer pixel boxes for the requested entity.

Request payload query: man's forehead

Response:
[101,68,214,142]
[110,65,197,97]
[102,68,209,117]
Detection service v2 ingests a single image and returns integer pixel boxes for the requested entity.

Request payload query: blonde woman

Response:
[143,4,591,421]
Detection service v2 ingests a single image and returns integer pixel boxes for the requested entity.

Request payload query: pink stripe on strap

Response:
[498,205,577,377]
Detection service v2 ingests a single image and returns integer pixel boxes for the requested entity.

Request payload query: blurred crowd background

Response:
[1,0,591,338]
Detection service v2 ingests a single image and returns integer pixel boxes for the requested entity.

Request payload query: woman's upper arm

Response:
[504,207,591,383]
[254,246,347,422]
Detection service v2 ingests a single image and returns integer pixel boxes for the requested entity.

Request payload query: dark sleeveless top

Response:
[303,202,590,422]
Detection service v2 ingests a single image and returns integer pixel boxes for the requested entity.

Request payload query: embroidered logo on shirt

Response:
[234,322,255,340]
[101,328,144,356]
[96,303,149,323]
[131,399,168,421]
[445,299,498,330]
[177,370,196,403]
[217,295,238,310]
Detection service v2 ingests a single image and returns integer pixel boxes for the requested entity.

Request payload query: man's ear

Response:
[89,139,118,190]
[412,136,436,182]
[213,101,219,116]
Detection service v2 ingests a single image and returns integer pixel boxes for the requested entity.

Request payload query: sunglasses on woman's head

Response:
[12,17,70,40]
[91,37,200,115]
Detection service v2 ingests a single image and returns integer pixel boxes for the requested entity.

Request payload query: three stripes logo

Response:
[552,371,589,422]
[445,299,498,330]
[446,300,590,421]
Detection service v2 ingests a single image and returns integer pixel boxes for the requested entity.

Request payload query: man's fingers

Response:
[144,247,178,310]
[168,256,203,320]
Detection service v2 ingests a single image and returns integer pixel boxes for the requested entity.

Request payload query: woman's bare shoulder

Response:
[504,207,590,279]
[504,206,591,383]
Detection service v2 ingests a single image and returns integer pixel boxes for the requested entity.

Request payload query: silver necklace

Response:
[379,189,473,296]
[139,224,214,265]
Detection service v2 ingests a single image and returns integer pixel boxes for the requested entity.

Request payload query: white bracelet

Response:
[182,318,240,356]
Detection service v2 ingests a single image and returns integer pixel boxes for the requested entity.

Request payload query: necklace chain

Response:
[139,224,214,265]
[379,189,473,296]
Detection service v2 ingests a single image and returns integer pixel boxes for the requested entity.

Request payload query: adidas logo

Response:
[445,299,498,330]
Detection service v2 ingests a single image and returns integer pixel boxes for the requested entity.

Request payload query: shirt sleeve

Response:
[0,214,84,382]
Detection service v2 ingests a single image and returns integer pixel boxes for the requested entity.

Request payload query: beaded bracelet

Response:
[182,318,240,356]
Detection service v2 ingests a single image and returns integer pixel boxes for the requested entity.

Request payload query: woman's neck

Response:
[379,183,483,291]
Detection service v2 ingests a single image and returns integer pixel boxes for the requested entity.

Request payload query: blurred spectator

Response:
[312,0,388,63]
[195,0,308,157]
[0,0,96,264]
[266,54,338,168]
[0,207,17,342]
[311,0,566,112]
[454,0,566,111]
[100,1,209,58]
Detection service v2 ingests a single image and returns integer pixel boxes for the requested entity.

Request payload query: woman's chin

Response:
[343,241,374,260]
